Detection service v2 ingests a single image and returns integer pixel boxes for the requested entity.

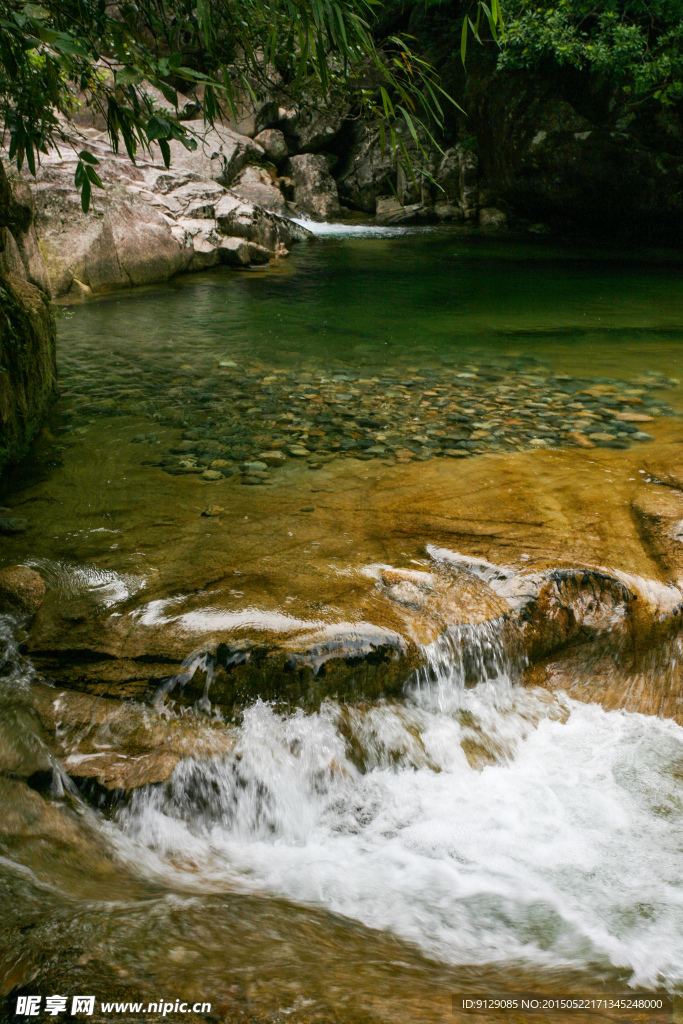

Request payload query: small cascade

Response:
[115,618,683,990]
[0,616,75,798]
[410,618,527,713]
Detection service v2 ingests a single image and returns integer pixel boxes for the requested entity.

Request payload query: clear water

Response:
[2,232,683,1018]
[53,232,683,384]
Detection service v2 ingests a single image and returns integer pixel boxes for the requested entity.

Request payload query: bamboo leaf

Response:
[85,164,104,189]
[80,174,91,213]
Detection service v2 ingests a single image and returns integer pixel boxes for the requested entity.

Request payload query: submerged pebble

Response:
[61,356,680,480]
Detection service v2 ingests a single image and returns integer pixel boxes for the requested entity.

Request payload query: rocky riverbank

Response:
[0,163,57,474]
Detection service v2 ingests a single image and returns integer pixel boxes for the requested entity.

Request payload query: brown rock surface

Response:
[0,565,45,615]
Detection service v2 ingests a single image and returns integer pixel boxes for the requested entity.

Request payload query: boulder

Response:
[31,164,190,296]
[479,207,508,229]
[160,119,264,187]
[435,145,479,220]
[0,163,57,472]
[0,565,45,616]
[218,236,251,266]
[277,99,349,153]
[247,241,274,264]
[215,191,312,249]
[287,154,340,220]
[375,197,430,226]
[230,164,290,215]
[335,123,396,214]
[253,129,289,165]
[434,200,463,221]
[144,178,227,219]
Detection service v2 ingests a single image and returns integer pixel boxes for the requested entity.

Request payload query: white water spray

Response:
[118,622,683,990]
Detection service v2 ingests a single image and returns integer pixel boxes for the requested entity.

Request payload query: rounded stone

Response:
[243,461,268,472]
[202,470,223,481]
[0,566,45,616]
[259,451,287,466]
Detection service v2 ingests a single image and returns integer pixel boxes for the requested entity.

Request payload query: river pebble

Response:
[58,357,680,482]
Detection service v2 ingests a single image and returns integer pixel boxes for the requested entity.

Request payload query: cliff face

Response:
[408,1,683,243]
[0,162,57,473]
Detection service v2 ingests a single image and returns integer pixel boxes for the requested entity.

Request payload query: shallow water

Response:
[2,232,683,1018]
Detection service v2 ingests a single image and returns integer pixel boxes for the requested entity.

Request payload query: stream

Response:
[1,228,683,1022]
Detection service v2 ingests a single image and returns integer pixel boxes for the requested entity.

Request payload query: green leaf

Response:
[25,142,36,177]
[80,174,91,213]
[159,138,171,168]
[85,165,104,188]
[145,115,171,142]
[157,82,178,107]
[461,16,468,67]
[116,66,143,87]
[36,27,89,57]
[78,149,99,164]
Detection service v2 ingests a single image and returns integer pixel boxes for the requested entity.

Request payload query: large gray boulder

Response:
[31,163,190,297]
[161,119,264,186]
[215,192,312,249]
[335,123,396,213]
[3,113,317,297]
[253,129,289,165]
[229,165,290,215]
[287,154,340,220]
[278,98,349,153]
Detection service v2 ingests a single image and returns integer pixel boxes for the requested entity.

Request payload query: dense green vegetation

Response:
[499,0,683,103]
[0,0,453,207]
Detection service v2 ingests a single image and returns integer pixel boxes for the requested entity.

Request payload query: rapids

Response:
[116,627,683,991]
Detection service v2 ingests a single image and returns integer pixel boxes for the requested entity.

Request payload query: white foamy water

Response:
[292,217,414,238]
[118,627,683,990]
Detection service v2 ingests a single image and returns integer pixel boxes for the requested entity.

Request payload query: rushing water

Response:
[2,232,683,1019]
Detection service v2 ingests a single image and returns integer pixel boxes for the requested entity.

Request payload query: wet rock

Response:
[287,154,341,220]
[167,625,423,712]
[631,487,683,583]
[29,681,235,790]
[218,236,250,266]
[497,564,682,663]
[0,515,29,534]
[479,207,508,230]
[259,451,286,466]
[616,411,654,423]
[0,565,45,615]
[215,192,312,249]
[0,699,52,776]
